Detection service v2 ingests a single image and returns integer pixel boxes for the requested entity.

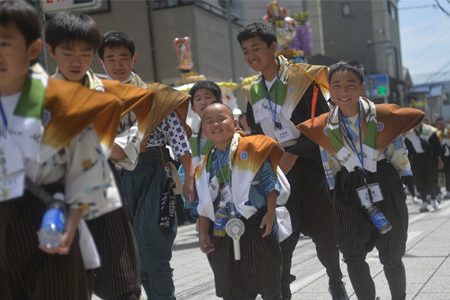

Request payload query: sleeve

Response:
[64,125,121,220]
[385,134,412,176]
[111,111,141,171]
[163,112,192,159]
[257,158,280,196]
[429,132,444,159]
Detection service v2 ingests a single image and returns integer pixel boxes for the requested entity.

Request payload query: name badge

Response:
[0,138,25,201]
[356,183,383,208]
[221,184,232,203]
[275,127,295,143]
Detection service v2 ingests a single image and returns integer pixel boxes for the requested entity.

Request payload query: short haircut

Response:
[202,102,234,123]
[45,11,101,52]
[189,81,222,105]
[98,30,135,61]
[0,0,40,47]
[329,60,365,84]
[237,22,277,48]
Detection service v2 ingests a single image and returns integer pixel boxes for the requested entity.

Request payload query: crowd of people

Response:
[0,1,438,300]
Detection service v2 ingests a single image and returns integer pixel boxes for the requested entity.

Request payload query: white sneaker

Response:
[419,202,429,213]
[432,200,441,211]
[413,196,421,204]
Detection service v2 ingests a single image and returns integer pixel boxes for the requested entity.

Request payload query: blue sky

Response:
[399,0,450,85]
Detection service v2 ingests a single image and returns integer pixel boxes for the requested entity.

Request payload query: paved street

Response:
[171,194,450,300]
[94,193,450,300]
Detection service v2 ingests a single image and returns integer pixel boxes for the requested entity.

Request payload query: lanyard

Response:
[215,147,238,217]
[339,100,367,179]
[0,95,8,129]
[262,58,281,130]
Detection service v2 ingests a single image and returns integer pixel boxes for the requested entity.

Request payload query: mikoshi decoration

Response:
[173,37,194,72]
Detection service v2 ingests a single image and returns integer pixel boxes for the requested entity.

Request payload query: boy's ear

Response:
[269,41,277,55]
[360,82,366,95]
[98,58,104,68]
[28,39,43,60]
[191,103,197,113]
[233,118,238,128]
[132,53,138,67]
[46,44,55,58]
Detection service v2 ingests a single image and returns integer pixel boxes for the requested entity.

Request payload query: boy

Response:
[0,1,122,298]
[189,80,222,167]
[435,117,450,199]
[98,30,195,299]
[45,12,150,300]
[196,102,283,299]
[238,22,347,299]
[405,120,444,212]
[297,60,424,300]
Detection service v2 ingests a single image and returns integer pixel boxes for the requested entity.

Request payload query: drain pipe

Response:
[146,0,158,82]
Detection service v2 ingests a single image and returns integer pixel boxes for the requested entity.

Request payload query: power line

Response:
[406,25,450,65]
[435,0,450,17]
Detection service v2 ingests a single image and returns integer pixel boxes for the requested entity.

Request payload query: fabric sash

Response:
[195,132,284,221]
[297,98,425,173]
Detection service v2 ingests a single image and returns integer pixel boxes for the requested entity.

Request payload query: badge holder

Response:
[357,179,383,208]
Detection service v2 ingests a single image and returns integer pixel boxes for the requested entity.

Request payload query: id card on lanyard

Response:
[340,101,383,208]
[262,58,282,131]
[0,98,25,201]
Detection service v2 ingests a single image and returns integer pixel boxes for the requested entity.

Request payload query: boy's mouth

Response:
[338,98,351,102]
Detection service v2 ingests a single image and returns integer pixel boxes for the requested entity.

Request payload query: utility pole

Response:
[226,0,236,83]
[365,39,391,99]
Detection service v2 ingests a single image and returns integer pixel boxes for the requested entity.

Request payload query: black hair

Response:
[0,0,40,47]
[98,30,135,61]
[202,102,234,122]
[329,60,365,84]
[238,112,247,128]
[436,117,444,123]
[45,11,101,52]
[237,22,277,48]
[189,81,222,105]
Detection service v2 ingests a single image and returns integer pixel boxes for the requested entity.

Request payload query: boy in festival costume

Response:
[435,117,450,199]
[45,12,154,300]
[188,81,223,166]
[405,120,444,212]
[98,30,195,299]
[297,60,424,300]
[0,1,123,298]
[196,102,283,300]
[238,22,347,299]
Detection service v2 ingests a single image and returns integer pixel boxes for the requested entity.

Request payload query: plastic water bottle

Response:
[213,201,228,237]
[38,193,66,249]
[367,204,392,234]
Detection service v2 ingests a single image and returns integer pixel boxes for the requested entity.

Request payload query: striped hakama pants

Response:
[86,160,141,300]
[0,193,88,299]
[121,147,177,300]
[280,159,342,298]
[333,160,408,300]
[207,208,282,300]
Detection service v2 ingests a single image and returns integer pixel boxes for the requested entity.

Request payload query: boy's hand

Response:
[199,232,215,254]
[278,152,298,174]
[438,156,444,170]
[38,208,83,255]
[260,211,275,238]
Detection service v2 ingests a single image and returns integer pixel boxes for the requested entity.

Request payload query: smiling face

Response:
[191,88,218,119]
[202,103,237,151]
[47,40,95,84]
[241,36,277,77]
[0,22,41,96]
[99,45,137,82]
[329,70,366,118]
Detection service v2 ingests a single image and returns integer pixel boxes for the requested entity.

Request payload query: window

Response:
[388,1,397,21]
[342,3,351,17]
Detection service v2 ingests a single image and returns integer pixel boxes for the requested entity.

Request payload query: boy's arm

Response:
[198,216,214,254]
[179,153,196,205]
[260,190,277,238]
[38,208,83,255]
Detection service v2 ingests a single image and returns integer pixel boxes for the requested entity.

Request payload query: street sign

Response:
[365,73,390,98]
[41,0,102,13]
